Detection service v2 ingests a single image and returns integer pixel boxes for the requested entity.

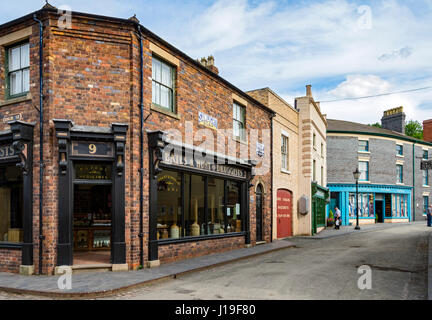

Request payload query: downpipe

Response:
[33,14,45,275]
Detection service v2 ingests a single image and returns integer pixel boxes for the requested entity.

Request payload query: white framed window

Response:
[152,56,175,112]
[359,161,369,181]
[7,42,30,98]
[233,102,246,141]
[281,135,288,171]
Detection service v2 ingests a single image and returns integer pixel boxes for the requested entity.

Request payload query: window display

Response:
[0,165,23,243]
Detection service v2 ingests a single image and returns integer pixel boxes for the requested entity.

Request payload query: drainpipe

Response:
[270,113,275,242]
[138,26,145,268]
[33,14,45,275]
[412,142,416,222]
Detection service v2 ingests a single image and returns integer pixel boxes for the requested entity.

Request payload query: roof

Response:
[0,7,275,117]
[327,119,432,146]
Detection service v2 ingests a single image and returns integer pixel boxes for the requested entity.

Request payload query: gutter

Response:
[33,14,45,275]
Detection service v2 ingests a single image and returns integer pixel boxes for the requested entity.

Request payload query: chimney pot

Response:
[306,85,312,97]
[381,107,406,134]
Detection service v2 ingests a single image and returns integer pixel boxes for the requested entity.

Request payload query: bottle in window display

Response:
[191,198,200,236]
[170,206,180,239]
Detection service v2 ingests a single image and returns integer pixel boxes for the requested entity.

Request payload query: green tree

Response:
[405,120,423,140]
[369,122,382,128]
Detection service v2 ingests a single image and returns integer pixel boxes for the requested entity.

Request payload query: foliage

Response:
[405,120,423,140]
[369,122,382,128]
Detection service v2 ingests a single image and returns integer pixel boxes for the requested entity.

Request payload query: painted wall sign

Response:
[0,144,15,160]
[72,141,114,158]
[2,114,21,123]
[421,160,432,170]
[198,112,218,130]
[74,164,112,180]
[256,142,265,157]
[163,152,247,179]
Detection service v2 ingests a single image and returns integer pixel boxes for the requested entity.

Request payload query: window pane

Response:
[156,170,182,239]
[161,63,172,88]
[208,178,225,235]
[185,174,205,237]
[359,161,368,181]
[227,181,241,233]
[152,58,161,83]
[9,46,21,71]
[0,165,23,243]
[22,68,30,93]
[21,43,30,68]
[154,82,161,105]
[359,140,368,152]
[10,71,22,95]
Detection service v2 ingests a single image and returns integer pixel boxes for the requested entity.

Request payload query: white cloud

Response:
[328,75,392,99]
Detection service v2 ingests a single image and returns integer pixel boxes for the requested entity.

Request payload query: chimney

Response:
[424,119,432,142]
[381,107,406,134]
[198,55,219,75]
[306,85,312,97]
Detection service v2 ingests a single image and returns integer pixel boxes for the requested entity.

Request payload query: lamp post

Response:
[353,168,361,230]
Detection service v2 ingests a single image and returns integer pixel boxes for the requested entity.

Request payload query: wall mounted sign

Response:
[421,160,432,170]
[72,141,114,158]
[74,164,112,180]
[2,114,21,123]
[256,142,265,157]
[198,112,218,130]
[0,144,15,160]
[163,152,247,179]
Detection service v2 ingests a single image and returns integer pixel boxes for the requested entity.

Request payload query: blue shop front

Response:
[328,184,412,225]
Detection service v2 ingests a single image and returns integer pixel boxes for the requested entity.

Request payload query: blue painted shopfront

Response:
[327,184,412,226]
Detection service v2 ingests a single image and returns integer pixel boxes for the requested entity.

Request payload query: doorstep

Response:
[0,239,295,298]
[72,264,113,274]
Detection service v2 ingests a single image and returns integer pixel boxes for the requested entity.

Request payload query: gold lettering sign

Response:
[89,144,97,154]
[0,145,15,159]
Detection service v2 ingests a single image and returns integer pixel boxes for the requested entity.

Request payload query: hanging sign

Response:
[0,144,15,160]
[72,141,114,158]
[256,142,265,157]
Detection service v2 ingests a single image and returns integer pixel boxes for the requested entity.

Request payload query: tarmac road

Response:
[0,222,429,300]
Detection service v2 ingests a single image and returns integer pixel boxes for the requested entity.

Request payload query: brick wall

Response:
[0,249,21,273]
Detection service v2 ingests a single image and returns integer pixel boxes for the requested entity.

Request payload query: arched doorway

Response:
[277,189,293,238]
[256,184,264,242]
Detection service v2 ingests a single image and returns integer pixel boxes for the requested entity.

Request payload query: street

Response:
[0,223,429,300]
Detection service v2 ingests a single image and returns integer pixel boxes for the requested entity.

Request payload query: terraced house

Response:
[0,4,274,275]
[327,107,432,226]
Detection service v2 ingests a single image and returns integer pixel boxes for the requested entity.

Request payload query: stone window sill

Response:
[281,168,291,175]
[358,151,370,154]
[233,137,248,146]
[0,93,32,107]
[151,103,181,120]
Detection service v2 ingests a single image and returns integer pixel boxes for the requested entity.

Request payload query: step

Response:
[72,263,112,274]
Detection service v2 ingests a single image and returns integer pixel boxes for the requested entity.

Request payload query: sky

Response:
[2,0,432,125]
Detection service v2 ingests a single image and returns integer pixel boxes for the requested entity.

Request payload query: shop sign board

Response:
[421,160,432,170]
[0,144,15,160]
[198,112,218,130]
[72,141,114,158]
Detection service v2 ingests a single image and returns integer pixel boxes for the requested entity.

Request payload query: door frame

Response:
[255,183,264,242]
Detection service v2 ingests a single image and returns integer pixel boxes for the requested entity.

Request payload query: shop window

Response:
[281,135,288,170]
[423,170,429,186]
[424,196,429,215]
[152,56,175,112]
[157,170,244,240]
[391,194,408,218]
[358,161,369,181]
[396,144,403,156]
[397,165,403,184]
[348,193,374,218]
[157,170,182,239]
[0,165,23,243]
[358,140,369,152]
[6,42,30,98]
[233,102,246,141]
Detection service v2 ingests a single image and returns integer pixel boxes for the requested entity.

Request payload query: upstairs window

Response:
[358,140,369,152]
[152,56,175,112]
[397,164,404,183]
[396,144,403,156]
[7,42,30,98]
[233,102,246,141]
[358,161,369,181]
[424,196,429,215]
[424,150,429,160]
[423,169,429,186]
[281,135,288,170]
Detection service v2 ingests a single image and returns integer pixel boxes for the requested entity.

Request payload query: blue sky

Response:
[2,0,432,124]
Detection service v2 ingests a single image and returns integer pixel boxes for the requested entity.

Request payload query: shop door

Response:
[256,184,263,242]
[277,189,293,238]
[375,200,384,223]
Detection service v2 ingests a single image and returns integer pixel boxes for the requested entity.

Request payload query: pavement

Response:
[0,239,295,298]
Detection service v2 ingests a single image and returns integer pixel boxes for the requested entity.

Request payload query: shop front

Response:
[0,121,34,273]
[328,184,412,226]
[148,131,255,264]
[54,120,128,269]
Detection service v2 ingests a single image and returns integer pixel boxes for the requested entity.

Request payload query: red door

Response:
[277,189,293,238]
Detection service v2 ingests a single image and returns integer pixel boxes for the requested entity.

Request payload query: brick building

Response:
[327,107,432,225]
[0,5,274,275]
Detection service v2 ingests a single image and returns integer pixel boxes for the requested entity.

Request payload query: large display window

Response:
[0,165,23,243]
[348,193,374,218]
[391,194,408,218]
[156,169,244,241]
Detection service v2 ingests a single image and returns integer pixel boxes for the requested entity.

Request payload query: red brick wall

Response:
[424,119,432,143]
[159,236,245,264]
[0,12,272,274]
[0,249,21,273]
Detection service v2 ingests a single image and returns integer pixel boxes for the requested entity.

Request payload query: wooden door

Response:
[277,189,293,238]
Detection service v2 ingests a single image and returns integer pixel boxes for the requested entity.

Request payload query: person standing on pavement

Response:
[427,205,432,227]
[334,206,341,230]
